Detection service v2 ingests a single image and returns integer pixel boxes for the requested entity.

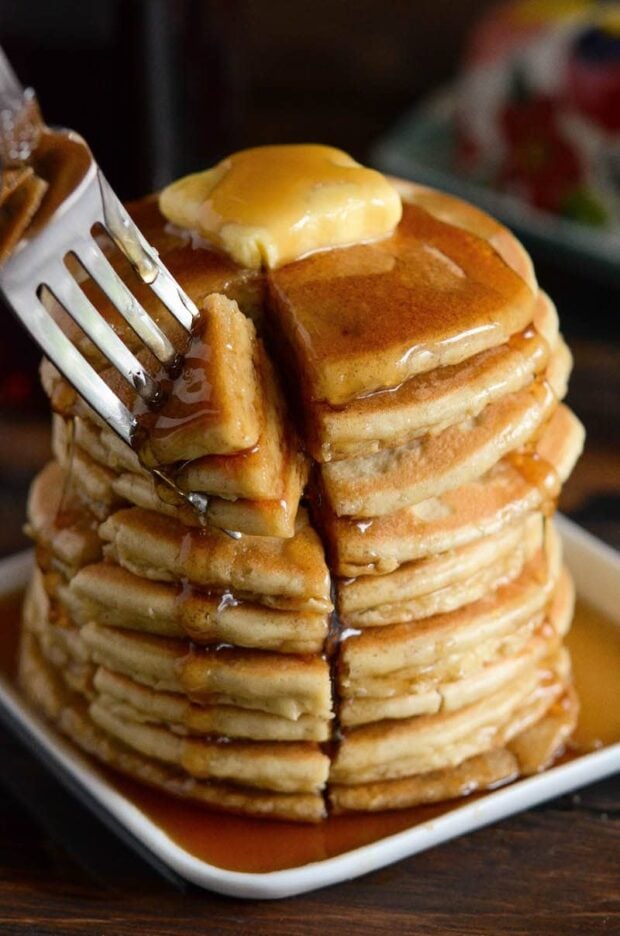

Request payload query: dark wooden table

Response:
[0,301,618,934]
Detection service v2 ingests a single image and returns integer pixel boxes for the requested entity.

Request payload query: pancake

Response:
[22,568,93,696]
[88,699,329,794]
[99,506,332,612]
[339,566,574,727]
[267,200,537,405]
[65,561,328,654]
[392,180,537,293]
[40,292,260,464]
[174,349,303,501]
[47,344,306,505]
[25,570,330,742]
[50,440,123,520]
[52,417,307,539]
[92,667,330,742]
[307,290,558,462]
[339,525,562,698]
[320,344,570,518]
[321,403,583,575]
[329,686,577,813]
[80,620,332,722]
[21,573,575,819]
[330,648,570,785]
[48,345,307,538]
[337,513,542,627]
[19,631,325,821]
[112,457,306,539]
[26,462,102,573]
[19,164,583,823]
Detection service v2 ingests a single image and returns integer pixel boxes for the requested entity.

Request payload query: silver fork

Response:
[0,45,200,451]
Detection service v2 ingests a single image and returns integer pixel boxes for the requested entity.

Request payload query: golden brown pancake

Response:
[330,648,569,785]
[88,698,329,794]
[339,566,574,727]
[99,506,332,612]
[268,201,537,405]
[112,464,306,539]
[47,334,307,537]
[337,514,542,627]
[307,290,558,462]
[50,441,123,520]
[320,404,583,575]
[80,619,332,723]
[22,568,93,696]
[21,569,575,819]
[339,525,562,701]
[53,340,287,500]
[25,569,330,743]
[174,348,302,501]
[320,344,569,518]
[392,180,537,293]
[92,667,330,742]
[65,561,328,655]
[329,686,577,813]
[19,630,326,821]
[147,293,260,462]
[26,461,102,573]
[20,169,583,823]
[51,387,308,540]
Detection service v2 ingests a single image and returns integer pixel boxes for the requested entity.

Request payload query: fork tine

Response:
[146,263,200,334]
[98,173,199,332]
[42,268,160,403]
[74,237,179,365]
[12,291,137,445]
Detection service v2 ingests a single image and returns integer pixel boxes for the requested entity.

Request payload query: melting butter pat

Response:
[158,144,402,269]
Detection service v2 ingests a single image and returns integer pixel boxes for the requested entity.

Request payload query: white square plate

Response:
[0,515,618,899]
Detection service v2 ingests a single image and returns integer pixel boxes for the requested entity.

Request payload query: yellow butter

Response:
[158,144,402,269]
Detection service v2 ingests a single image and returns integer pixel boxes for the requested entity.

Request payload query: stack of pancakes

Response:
[20,177,584,822]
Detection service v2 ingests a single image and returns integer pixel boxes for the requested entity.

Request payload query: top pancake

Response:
[305,289,558,462]
[267,197,537,405]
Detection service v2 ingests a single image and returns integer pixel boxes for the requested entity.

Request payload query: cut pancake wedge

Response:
[99,506,332,612]
[65,561,328,654]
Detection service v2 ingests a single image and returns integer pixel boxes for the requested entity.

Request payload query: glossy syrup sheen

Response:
[267,201,537,404]
[1,593,618,873]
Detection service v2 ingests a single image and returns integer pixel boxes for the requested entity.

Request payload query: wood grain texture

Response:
[0,729,617,936]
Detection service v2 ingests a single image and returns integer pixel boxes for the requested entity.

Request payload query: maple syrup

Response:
[1,592,618,873]
[267,201,536,405]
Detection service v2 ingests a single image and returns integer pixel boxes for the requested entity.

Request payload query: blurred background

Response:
[0,0,618,554]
